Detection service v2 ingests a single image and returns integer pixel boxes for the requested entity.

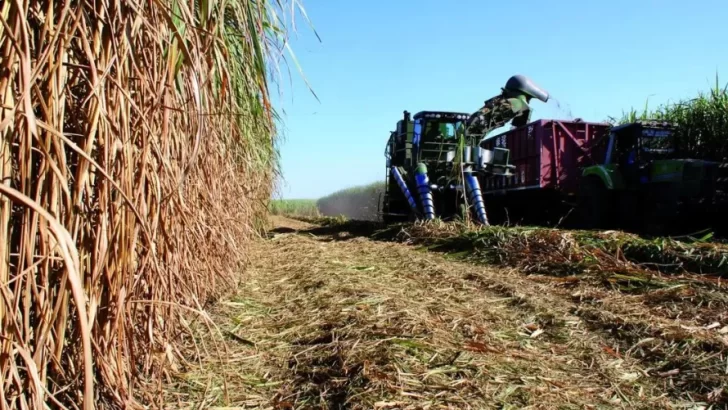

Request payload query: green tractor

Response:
[578,120,721,233]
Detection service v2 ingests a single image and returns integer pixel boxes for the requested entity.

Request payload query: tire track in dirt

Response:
[165,217,699,409]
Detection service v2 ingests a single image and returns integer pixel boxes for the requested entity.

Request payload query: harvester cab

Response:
[381,75,549,225]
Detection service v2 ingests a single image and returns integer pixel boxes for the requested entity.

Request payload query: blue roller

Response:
[391,166,419,214]
[414,163,435,220]
[465,172,489,225]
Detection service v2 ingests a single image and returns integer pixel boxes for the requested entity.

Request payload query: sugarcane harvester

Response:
[382,75,550,224]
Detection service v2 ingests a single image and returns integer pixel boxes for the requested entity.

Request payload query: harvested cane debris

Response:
[167,217,728,408]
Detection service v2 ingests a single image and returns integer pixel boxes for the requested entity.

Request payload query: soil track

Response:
[164,216,725,409]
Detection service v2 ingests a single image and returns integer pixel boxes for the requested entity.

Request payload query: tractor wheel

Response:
[577,178,611,230]
[642,200,678,236]
[639,183,680,235]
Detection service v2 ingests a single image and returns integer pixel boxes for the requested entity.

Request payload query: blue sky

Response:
[271,0,728,199]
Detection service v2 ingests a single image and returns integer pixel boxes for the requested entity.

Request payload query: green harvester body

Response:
[381,75,550,224]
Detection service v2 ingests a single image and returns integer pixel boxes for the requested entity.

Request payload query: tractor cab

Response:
[603,120,718,194]
[609,121,675,163]
[606,120,678,187]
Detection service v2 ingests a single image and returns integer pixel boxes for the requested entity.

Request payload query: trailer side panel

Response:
[482,120,610,194]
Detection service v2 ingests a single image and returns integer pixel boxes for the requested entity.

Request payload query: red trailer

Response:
[479,119,611,225]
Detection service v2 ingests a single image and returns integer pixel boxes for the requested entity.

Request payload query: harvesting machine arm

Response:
[464,74,550,140]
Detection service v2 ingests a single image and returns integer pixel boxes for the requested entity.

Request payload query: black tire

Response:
[577,178,611,230]
[614,192,639,232]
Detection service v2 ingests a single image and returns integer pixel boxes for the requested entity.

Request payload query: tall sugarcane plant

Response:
[611,73,728,161]
[0,0,311,408]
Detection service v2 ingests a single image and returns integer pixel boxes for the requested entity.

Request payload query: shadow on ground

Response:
[269,220,392,242]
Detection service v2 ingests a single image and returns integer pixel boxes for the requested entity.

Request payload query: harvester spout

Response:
[504,74,549,103]
[466,74,550,138]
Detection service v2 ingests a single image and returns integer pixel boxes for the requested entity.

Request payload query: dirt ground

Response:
[163,216,726,409]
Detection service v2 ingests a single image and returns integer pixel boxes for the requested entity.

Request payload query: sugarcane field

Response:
[2,1,728,409]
